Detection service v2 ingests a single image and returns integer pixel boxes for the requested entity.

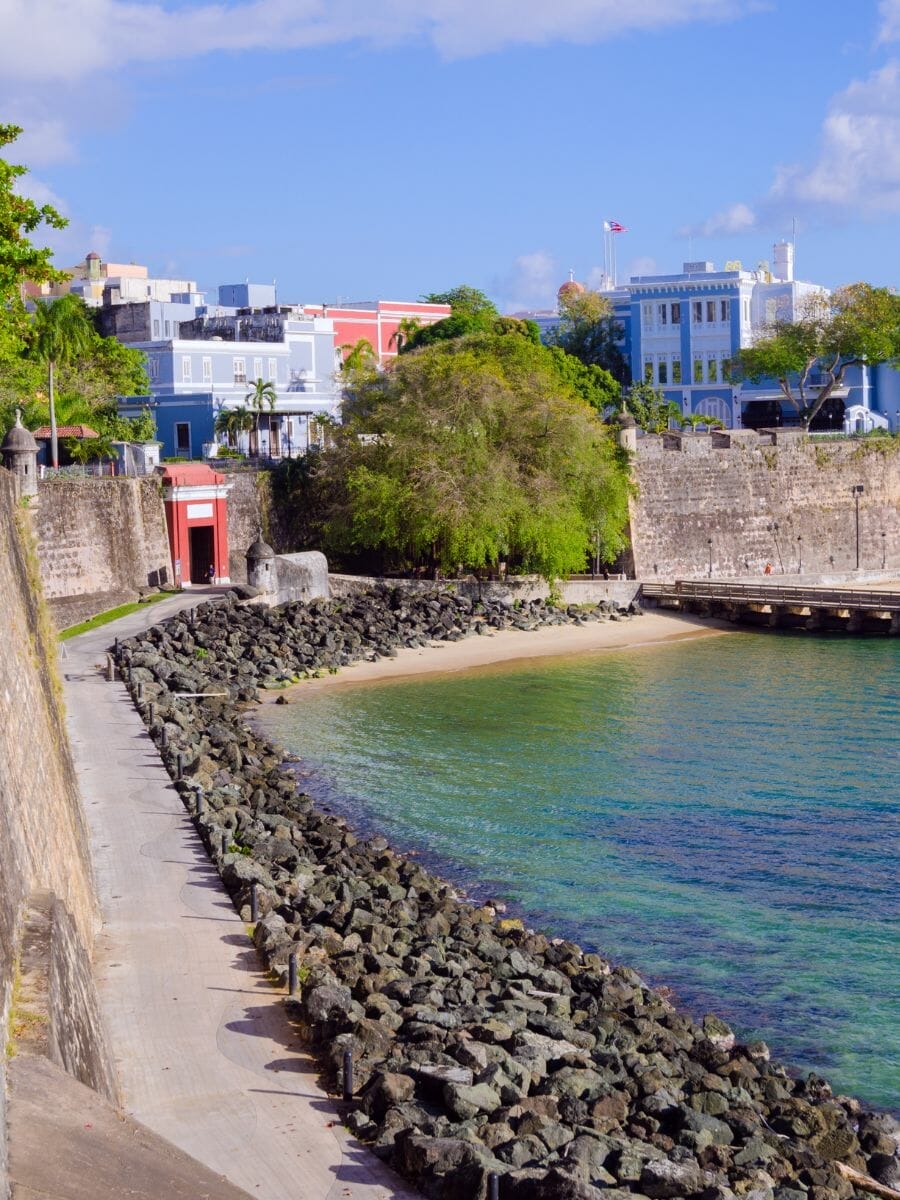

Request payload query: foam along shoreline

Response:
[259,609,729,697]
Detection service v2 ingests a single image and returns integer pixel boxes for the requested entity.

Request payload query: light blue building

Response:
[116,302,341,459]
[622,242,838,429]
[537,242,897,431]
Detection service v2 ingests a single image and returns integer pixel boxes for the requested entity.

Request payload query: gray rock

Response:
[303,983,353,1024]
[443,1081,502,1120]
[640,1157,714,1198]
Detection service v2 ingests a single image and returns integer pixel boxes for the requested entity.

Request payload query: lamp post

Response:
[797,535,802,574]
[707,538,713,579]
[852,484,864,569]
[882,531,886,570]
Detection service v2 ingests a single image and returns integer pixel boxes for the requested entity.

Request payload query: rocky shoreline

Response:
[113,588,898,1200]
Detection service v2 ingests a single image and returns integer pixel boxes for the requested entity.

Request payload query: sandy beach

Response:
[259,609,729,698]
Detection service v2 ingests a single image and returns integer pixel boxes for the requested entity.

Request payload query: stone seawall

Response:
[330,574,642,609]
[629,433,900,580]
[0,469,116,1193]
[115,591,898,1200]
[34,475,171,627]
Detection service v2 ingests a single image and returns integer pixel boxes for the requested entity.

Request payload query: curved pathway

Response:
[62,592,417,1200]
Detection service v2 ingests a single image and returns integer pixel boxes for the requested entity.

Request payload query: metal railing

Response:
[642,580,900,611]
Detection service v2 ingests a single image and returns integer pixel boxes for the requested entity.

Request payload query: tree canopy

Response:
[547,286,628,383]
[0,124,67,304]
[301,331,632,581]
[0,127,150,445]
[403,285,541,353]
[624,382,682,433]
[733,283,900,427]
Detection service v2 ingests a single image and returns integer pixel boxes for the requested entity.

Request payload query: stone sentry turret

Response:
[244,536,330,606]
[616,408,638,452]
[246,535,277,599]
[1,409,39,499]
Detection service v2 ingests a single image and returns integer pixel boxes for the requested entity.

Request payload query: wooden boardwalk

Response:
[641,580,900,633]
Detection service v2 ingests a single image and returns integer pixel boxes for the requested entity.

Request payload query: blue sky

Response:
[3,0,899,310]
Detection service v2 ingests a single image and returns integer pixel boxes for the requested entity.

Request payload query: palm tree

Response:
[339,338,377,374]
[214,404,254,451]
[244,378,278,457]
[388,317,421,355]
[30,295,94,469]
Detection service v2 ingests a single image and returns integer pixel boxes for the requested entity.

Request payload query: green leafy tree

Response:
[30,295,94,468]
[64,434,115,466]
[422,285,498,320]
[547,287,628,383]
[0,127,150,445]
[244,377,278,456]
[403,286,543,354]
[546,347,620,414]
[0,124,68,417]
[733,283,900,428]
[625,382,682,433]
[0,124,67,304]
[98,404,157,443]
[403,286,503,353]
[313,332,631,582]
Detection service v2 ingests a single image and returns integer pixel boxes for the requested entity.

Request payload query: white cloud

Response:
[14,173,69,215]
[11,119,77,167]
[0,0,763,81]
[621,255,659,280]
[679,202,758,239]
[770,61,900,216]
[878,0,900,42]
[493,250,561,312]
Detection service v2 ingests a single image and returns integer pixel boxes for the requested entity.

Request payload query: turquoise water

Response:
[262,632,899,1111]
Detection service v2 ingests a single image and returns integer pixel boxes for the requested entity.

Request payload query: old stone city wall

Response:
[224,469,272,584]
[33,475,171,629]
[0,469,117,1194]
[27,468,276,623]
[628,431,900,580]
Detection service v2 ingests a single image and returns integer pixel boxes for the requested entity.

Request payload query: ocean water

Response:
[261,631,899,1111]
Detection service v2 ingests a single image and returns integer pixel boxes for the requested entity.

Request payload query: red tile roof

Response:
[161,463,225,486]
[33,425,99,439]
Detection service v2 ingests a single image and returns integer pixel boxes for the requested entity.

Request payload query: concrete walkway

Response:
[62,593,418,1200]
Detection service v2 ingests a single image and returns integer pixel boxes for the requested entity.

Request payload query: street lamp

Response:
[797,535,802,574]
[882,531,887,570]
[852,484,864,570]
[707,537,713,579]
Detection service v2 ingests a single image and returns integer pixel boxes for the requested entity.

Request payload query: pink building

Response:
[301,300,451,365]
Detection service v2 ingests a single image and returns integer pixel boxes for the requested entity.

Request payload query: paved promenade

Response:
[62,593,417,1200]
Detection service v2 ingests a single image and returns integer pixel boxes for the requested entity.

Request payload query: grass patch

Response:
[59,591,175,641]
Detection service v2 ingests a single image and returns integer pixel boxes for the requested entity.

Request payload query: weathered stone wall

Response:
[329,573,641,607]
[224,470,272,584]
[0,469,114,1194]
[34,476,171,627]
[629,432,900,579]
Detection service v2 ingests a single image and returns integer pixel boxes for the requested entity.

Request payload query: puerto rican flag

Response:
[604,219,627,233]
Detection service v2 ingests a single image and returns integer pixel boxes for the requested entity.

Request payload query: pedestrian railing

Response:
[642,580,900,611]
